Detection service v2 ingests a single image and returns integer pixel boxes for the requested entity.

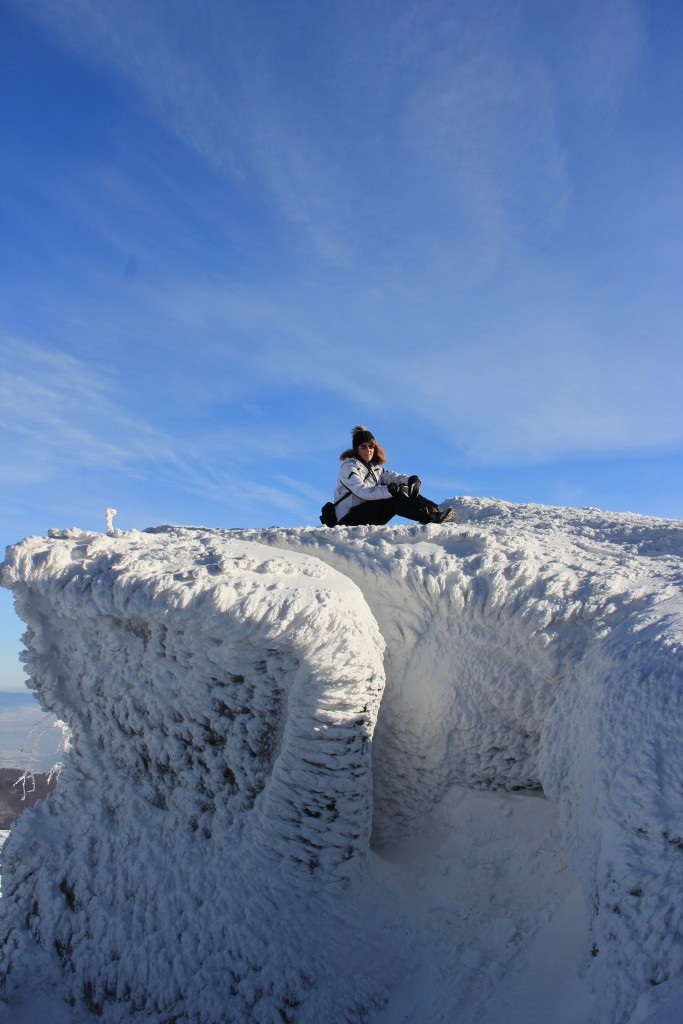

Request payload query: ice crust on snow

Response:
[0,496,682,1023]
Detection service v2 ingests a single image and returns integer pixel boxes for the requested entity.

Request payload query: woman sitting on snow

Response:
[331,425,456,527]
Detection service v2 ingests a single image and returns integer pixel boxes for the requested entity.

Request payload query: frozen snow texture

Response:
[1,496,682,1023]
[0,532,392,1022]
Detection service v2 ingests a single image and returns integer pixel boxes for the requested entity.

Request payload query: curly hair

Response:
[339,424,387,464]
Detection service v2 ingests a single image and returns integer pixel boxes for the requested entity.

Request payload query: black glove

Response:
[388,481,410,498]
[407,475,421,498]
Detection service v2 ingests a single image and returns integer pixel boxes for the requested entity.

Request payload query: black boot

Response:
[432,507,456,524]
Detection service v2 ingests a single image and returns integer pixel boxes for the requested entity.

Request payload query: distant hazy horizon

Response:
[0,691,63,772]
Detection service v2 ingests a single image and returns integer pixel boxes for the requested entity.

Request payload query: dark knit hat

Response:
[352,425,375,448]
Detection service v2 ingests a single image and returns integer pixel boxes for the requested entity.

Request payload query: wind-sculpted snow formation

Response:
[1,496,682,1024]
[0,533,396,1023]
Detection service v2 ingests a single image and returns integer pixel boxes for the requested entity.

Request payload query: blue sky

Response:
[1,0,682,691]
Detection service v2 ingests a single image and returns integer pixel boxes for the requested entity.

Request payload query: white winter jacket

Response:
[333,458,409,522]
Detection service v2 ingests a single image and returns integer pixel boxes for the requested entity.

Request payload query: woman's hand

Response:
[388,481,410,498]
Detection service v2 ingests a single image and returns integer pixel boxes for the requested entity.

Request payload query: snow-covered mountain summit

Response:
[1,497,681,1023]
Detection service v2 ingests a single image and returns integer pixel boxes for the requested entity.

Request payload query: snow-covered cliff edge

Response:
[1,497,682,1023]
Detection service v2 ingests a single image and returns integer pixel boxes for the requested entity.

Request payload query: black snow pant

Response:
[338,494,439,527]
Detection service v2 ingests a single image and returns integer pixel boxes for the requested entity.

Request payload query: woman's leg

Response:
[390,493,437,524]
[338,499,397,526]
[339,495,436,527]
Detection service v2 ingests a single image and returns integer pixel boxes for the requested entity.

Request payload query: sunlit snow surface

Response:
[1,497,681,1024]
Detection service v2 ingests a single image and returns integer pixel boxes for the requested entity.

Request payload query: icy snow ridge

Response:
[1,496,682,1023]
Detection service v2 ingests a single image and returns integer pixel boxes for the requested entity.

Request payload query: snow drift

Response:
[1,496,682,1024]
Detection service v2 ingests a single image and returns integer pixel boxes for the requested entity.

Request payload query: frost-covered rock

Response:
[0,532,393,1023]
[1,496,682,1024]
[227,497,683,1021]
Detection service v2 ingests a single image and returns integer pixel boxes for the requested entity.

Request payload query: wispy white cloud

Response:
[374,301,683,464]
[4,0,679,476]
[1,1,576,264]
[549,0,644,112]
[0,332,321,524]
[400,32,570,255]
[0,335,182,484]
[9,0,356,259]
[6,0,649,282]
